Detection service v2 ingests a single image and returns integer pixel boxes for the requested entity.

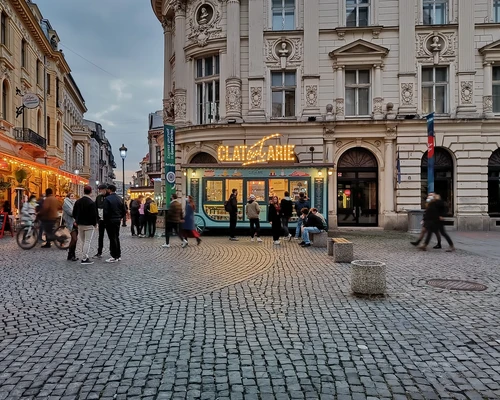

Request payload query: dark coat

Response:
[73,195,98,226]
[280,197,293,218]
[268,203,282,224]
[305,213,324,230]
[228,193,238,214]
[166,200,183,224]
[423,200,440,229]
[294,197,310,214]
[103,193,126,223]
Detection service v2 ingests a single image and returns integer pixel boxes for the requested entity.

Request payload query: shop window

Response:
[422,66,448,114]
[421,147,453,215]
[345,69,370,116]
[493,66,500,113]
[495,0,500,22]
[196,55,220,124]
[423,0,447,25]
[247,180,267,221]
[271,71,296,117]
[346,0,369,27]
[272,0,295,30]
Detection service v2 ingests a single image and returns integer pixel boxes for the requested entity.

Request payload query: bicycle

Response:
[194,213,206,235]
[16,218,71,250]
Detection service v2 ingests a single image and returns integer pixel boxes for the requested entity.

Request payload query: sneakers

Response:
[300,243,311,247]
[181,240,188,248]
[92,253,102,259]
[410,241,420,246]
[161,243,171,248]
[446,247,456,252]
[287,233,292,241]
[196,238,202,245]
[229,237,239,241]
[41,243,51,248]
[250,237,254,242]
[67,257,79,262]
[273,240,281,245]
[138,234,146,238]
[256,237,263,242]
[105,257,120,263]
[81,258,94,265]
[299,241,305,246]
[433,244,442,249]
[294,237,300,240]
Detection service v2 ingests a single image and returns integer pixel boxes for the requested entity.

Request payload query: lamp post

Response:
[119,144,127,227]
[74,168,80,196]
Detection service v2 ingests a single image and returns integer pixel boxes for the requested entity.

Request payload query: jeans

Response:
[97,220,106,255]
[229,212,237,238]
[295,217,304,238]
[165,222,183,244]
[302,226,321,244]
[131,213,140,235]
[41,219,56,244]
[146,215,157,237]
[106,221,121,259]
[281,216,290,236]
[249,218,260,238]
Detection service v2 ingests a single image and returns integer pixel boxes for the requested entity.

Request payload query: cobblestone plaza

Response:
[0,230,499,399]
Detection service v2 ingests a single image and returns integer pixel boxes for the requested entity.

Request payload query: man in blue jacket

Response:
[103,184,126,263]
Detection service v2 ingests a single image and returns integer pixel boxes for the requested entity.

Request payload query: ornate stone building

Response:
[151,0,500,231]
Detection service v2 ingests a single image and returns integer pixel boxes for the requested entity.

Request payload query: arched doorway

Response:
[337,147,378,226]
[488,149,500,216]
[421,147,454,215]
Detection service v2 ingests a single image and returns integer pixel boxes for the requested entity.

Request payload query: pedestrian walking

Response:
[181,195,201,246]
[280,191,293,241]
[434,194,455,251]
[93,184,108,259]
[269,195,282,245]
[145,197,159,237]
[37,188,62,248]
[73,186,98,265]
[62,192,78,261]
[161,193,185,248]
[294,192,310,239]
[418,194,441,251]
[245,194,262,242]
[129,196,140,237]
[227,188,239,241]
[102,184,126,262]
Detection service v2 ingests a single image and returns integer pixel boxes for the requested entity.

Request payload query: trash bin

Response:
[351,260,386,295]
[407,209,425,233]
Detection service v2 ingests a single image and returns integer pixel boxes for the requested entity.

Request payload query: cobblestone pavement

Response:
[0,228,499,400]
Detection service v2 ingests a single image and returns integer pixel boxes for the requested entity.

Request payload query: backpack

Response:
[224,199,231,212]
[149,202,158,214]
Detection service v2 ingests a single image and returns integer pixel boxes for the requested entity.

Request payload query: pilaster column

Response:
[302,0,320,118]
[398,0,416,115]
[384,136,395,213]
[324,129,336,229]
[225,0,242,120]
[247,0,265,121]
[162,18,174,124]
[335,66,344,120]
[483,62,493,117]
[174,2,187,125]
[373,64,384,120]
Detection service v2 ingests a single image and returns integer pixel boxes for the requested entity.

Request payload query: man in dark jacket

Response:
[294,192,310,239]
[300,208,324,247]
[161,193,185,248]
[228,188,239,241]
[280,191,294,240]
[129,197,140,236]
[93,184,108,259]
[103,184,126,263]
[73,185,98,265]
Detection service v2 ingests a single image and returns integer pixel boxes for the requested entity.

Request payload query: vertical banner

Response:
[426,112,435,194]
[164,124,176,210]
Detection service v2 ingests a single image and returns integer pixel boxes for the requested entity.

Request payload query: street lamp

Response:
[74,168,80,196]
[119,143,127,227]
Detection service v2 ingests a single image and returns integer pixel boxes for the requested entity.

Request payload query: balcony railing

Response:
[146,162,161,173]
[14,128,46,149]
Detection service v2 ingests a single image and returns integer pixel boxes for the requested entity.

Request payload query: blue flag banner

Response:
[164,124,176,209]
[426,113,435,194]
[396,149,401,185]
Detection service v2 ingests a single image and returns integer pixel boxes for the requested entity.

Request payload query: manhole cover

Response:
[426,279,487,291]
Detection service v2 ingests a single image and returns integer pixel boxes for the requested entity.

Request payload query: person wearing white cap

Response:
[245,194,262,242]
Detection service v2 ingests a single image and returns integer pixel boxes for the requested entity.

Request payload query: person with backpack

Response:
[280,191,293,241]
[294,192,310,239]
[226,188,239,241]
[145,197,159,238]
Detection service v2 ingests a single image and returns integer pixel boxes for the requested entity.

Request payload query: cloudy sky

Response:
[38,0,164,183]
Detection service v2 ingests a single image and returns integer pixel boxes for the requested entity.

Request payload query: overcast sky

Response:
[39,0,164,183]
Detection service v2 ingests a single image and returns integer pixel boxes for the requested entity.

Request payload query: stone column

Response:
[456,0,477,117]
[302,0,320,118]
[483,62,493,117]
[373,64,384,120]
[247,0,265,121]
[398,0,416,115]
[174,2,187,126]
[162,17,174,125]
[225,0,242,121]
[325,129,336,229]
[384,136,395,213]
[335,66,344,120]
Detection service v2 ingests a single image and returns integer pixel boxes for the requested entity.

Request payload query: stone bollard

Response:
[350,260,386,295]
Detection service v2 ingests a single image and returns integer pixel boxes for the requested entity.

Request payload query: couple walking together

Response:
[162,194,201,248]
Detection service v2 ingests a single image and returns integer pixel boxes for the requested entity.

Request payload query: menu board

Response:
[190,179,200,208]
[314,178,324,214]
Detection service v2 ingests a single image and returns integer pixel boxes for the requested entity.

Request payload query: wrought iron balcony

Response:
[146,162,161,173]
[14,128,46,149]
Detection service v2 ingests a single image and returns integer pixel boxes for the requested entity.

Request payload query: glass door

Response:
[337,172,378,226]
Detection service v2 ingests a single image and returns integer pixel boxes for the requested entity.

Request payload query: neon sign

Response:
[217,134,296,166]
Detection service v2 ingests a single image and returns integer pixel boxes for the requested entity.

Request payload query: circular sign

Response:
[344,189,351,196]
[166,171,176,184]
[22,93,40,109]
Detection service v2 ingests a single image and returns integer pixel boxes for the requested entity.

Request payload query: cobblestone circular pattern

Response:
[426,278,488,291]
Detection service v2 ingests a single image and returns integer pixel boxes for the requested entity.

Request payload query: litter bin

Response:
[351,260,386,295]
[407,209,424,233]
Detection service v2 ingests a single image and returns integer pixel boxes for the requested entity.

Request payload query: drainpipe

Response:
[43,55,47,164]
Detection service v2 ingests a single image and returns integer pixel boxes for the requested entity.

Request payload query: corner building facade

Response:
[152,0,500,231]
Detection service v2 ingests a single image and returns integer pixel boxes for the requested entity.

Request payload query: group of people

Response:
[59,183,126,264]
[411,192,455,252]
[161,193,201,248]
[128,195,159,238]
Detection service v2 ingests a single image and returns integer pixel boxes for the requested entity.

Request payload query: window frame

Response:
[493,66,500,113]
[270,70,297,118]
[346,0,370,27]
[422,0,448,25]
[21,39,27,69]
[271,0,296,31]
[494,0,500,23]
[421,66,449,115]
[195,54,220,125]
[344,69,371,117]
[0,12,7,47]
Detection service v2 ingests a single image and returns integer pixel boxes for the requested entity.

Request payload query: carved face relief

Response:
[196,4,213,25]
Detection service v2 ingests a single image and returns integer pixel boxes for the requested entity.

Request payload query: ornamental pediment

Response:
[328,39,389,59]
[479,39,500,62]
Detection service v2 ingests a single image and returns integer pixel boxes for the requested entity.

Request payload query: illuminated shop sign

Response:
[217,134,296,166]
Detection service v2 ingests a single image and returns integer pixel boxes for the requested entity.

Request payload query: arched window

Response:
[421,147,454,215]
[488,149,500,216]
[56,122,61,148]
[2,79,9,121]
[190,152,218,164]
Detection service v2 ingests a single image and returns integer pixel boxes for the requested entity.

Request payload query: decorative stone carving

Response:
[336,141,343,148]
[416,32,457,62]
[335,98,344,116]
[373,97,384,115]
[187,1,222,47]
[375,140,381,147]
[265,38,303,67]
[484,95,493,113]
[0,61,11,80]
[306,86,318,107]
[324,129,335,140]
[162,17,174,33]
[250,87,262,109]
[460,81,473,104]
[174,0,187,13]
[226,85,242,114]
[174,92,186,121]
[386,126,397,137]
[326,104,334,114]
[401,83,414,106]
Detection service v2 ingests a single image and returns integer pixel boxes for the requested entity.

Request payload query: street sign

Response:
[22,93,40,109]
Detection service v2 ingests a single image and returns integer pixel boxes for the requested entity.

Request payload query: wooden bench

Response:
[310,231,328,247]
[327,237,354,262]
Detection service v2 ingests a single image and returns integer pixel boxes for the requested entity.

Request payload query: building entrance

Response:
[337,148,378,226]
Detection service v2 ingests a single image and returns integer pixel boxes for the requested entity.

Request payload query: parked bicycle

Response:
[16,217,71,250]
